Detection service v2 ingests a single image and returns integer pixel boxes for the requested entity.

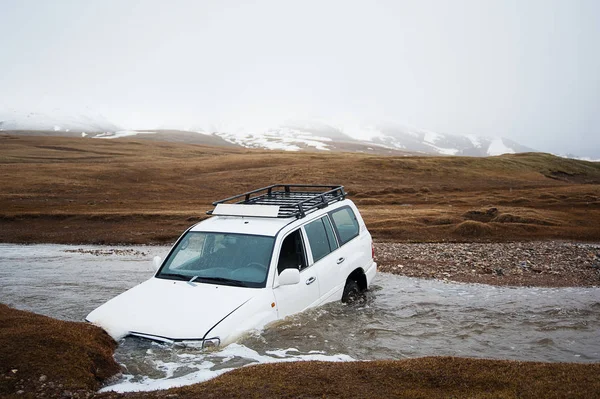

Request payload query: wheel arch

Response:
[347,268,367,292]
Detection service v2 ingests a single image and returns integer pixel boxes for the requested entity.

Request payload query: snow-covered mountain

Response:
[212,121,356,152]
[0,110,537,156]
[361,123,535,156]
[209,121,535,156]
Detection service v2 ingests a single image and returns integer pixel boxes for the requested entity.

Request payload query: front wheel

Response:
[341,279,363,304]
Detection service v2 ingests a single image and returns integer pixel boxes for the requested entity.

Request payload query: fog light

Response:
[202,337,220,349]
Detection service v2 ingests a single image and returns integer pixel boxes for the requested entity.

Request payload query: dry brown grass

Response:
[1,134,600,244]
[0,304,120,396]
[130,358,600,399]
[451,220,494,237]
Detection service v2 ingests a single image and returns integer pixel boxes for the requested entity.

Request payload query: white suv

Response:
[86,185,377,347]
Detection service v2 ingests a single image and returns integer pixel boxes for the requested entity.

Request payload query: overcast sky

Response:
[1,0,599,157]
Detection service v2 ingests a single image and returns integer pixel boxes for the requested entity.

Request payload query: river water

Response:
[0,244,599,392]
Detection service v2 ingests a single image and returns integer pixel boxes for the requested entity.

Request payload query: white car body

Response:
[86,186,376,347]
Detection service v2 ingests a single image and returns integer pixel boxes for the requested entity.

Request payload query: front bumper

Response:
[129,332,220,348]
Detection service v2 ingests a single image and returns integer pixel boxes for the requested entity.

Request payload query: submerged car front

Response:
[86,230,278,347]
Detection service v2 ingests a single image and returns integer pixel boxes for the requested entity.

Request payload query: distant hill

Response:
[1,111,537,156]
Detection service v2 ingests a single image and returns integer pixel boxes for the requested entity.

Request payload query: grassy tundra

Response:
[1,135,599,244]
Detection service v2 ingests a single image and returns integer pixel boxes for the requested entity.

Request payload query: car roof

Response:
[191,199,352,237]
[190,215,293,236]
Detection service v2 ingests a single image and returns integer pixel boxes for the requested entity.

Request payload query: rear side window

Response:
[329,207,360,245]
[305,217,337,263]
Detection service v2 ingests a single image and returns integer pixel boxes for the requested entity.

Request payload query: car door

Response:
[327,205,366,290]
[272,228,320,318]
[303,215,344,304]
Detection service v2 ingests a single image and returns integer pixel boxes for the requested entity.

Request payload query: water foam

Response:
[101,342,354,393]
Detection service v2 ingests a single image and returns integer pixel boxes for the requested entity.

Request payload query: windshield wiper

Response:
[157,273,190,281]
[196,277,249,287]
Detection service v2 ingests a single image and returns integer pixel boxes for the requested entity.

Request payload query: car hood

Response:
[86,277,257,341]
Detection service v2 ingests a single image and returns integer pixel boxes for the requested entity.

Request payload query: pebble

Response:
[374,241,600,286]
[63,248,148,257]
[519,261,528,268]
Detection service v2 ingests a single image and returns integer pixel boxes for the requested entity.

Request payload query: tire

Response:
[341,279,362,304]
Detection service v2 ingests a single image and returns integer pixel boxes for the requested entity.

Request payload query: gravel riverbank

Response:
[375,241,600,287]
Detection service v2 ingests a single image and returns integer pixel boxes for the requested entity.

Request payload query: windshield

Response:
[156,231,274,288]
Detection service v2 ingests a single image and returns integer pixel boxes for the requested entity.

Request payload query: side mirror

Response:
[152,256,162,271]
[278,268,300,286]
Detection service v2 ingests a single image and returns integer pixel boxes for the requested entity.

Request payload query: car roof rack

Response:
[207,184,346,219]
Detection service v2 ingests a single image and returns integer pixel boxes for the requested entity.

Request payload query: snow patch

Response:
[93,130,157,139]
[555,153,600,162]
[576,157,600,162]
[423,131,442,144]
[465,134,482,148]
[487,138,515,156]
[340,124,383,141]
[425,143,459,155]
[216,128,331,151]
[375,137,406,150]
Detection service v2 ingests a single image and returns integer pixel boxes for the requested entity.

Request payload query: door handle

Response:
[306,276,316,285]
[337,257,345,264]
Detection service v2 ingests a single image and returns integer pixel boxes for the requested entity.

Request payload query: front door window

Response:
[277,229,307,274]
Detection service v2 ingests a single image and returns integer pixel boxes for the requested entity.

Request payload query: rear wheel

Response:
[342,279,362,304]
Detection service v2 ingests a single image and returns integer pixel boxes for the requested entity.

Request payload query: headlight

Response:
[202,337,220,349]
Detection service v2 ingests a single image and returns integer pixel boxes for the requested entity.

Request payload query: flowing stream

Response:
[1,244,599,392]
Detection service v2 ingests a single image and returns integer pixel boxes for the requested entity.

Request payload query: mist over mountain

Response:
[0,110,544,157]
[0,109,121,134]
[366,124,536,156]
